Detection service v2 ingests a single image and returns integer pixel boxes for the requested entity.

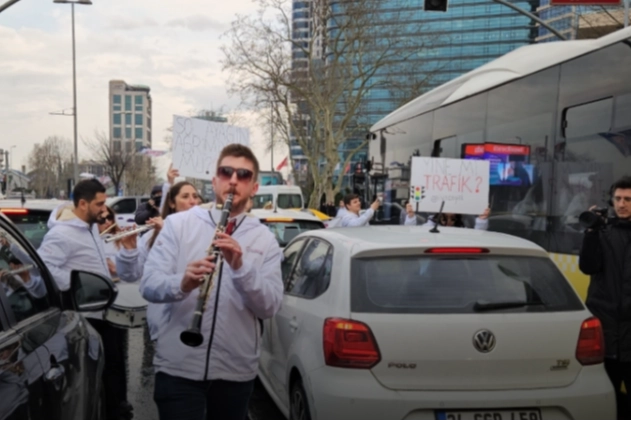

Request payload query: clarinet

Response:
[180,193,234,347]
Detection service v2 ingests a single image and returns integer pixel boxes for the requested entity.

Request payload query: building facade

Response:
[537,0,625,42]
[290,0,540,189]
[108,80,152,154]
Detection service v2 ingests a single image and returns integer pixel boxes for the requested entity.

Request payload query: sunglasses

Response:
[217,166,254,182]
[103,213,114,222]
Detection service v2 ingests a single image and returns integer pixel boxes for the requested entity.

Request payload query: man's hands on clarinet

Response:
[180,232,244,293]
[181,255,216,293]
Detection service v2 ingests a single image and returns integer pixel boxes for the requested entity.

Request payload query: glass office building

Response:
[291,0,539,185]
[537,0,581,42]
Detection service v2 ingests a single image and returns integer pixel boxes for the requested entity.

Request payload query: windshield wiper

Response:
[473,299,546,312]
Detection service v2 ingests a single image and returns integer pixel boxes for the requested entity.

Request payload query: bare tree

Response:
[222,0,439,207]
[27,136,73,198]
[124,156,157,195]
[83,131,136,195]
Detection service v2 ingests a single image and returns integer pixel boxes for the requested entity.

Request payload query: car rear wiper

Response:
[473,299,546,312]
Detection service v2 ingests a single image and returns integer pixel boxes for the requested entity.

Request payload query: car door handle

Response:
[289,319,299,331]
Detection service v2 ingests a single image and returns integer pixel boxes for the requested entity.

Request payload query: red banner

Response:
[550,0,620,5]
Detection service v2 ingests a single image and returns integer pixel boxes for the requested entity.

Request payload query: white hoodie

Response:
[140,205,283,382]
[37,203,123,319]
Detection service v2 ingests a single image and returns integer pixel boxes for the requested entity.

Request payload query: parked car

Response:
[253,186,304,210]
[257,225,616,419]
[251,209,325,247]
[0,199,64,248]
[105,196,150,228]
[0,209,117,419]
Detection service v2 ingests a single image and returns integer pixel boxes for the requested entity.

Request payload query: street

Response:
[125,327,283,420]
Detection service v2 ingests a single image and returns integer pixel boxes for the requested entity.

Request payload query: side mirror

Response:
[70,270,118,312]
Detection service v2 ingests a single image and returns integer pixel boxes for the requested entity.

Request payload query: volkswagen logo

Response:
[473,329,496,353]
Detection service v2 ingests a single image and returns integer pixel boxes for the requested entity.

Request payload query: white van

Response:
[252,185,304,210]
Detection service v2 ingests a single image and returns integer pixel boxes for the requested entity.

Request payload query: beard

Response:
[90,211,105,225]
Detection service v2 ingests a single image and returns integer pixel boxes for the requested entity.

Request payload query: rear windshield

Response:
[261,220,324,247]
[3,211,50,248]
[252,194,274,209]
[277,194,302,208]
[351,255,583,314]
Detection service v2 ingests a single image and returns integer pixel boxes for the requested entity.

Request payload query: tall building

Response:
[537,0,625,42]
[108,80,152,154]
[290,0,540,187]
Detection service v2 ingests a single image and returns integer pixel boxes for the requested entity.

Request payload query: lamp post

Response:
[53,0,92,186]
[9,145,15,170]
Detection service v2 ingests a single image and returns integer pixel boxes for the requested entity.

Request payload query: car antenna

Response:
[430,201,445,233]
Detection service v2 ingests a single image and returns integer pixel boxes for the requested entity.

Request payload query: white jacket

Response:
[140,205,283,382]
[38,203,125,320]
[340,208,374,227]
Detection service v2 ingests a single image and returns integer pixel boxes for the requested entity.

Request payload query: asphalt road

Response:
[126,326,284,420]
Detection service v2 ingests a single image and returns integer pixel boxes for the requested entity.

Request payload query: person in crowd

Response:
[336,199,347,218]
[98,205,123,280]
[579,175,631,420]
[135,164,179,226]
[117,176,201,341]
[339,193,380,227]
[140,144,283,420]
[37,179,137,420]
[403,202,490,230]
[135,185,164,225]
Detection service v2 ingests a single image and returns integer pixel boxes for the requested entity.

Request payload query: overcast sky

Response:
[0,0,287,180]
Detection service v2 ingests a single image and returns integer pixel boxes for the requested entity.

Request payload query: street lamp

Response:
[53,0,92,186]
[9,145,15,170]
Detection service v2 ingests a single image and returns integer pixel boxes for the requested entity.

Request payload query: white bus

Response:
[369,27,631,300]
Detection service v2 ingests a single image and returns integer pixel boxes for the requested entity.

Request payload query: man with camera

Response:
[135,184,164,225]
[579,175,631,420]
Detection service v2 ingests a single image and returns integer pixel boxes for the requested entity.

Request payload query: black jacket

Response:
[134,201,160,225]
[579,218,631,361]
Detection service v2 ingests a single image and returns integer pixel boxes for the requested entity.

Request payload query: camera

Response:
[579,207,609,230]
[150,194,162,208]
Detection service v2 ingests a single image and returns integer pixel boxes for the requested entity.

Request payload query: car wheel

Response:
[289,378,312,420]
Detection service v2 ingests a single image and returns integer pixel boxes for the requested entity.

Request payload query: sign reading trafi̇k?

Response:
[409,157,490,215]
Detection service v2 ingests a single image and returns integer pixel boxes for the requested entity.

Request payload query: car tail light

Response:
[425,247,489,254]
[0,208,28,215]
[576,317,605,365]
[323,318,381,369]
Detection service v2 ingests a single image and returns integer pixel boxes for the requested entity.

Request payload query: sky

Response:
[0,0,288,182]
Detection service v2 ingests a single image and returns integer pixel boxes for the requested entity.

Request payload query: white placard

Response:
[171,115,250,181]
[410,157,490,214]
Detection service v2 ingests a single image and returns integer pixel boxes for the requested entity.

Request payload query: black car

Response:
[0,203,117,419]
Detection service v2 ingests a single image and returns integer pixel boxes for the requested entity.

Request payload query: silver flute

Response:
[1,264,34,277]
[104,225,154,243]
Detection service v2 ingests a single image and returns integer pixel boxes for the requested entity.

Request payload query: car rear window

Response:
[277,194,302,208]
[261,220,324,247]
[252,194,274,209]
[2,210,51,248]
[351,255,583,314]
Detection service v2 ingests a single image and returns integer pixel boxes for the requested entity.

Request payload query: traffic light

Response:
[424,0,448,12]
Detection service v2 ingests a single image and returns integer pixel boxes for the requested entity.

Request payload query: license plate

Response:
[436,409,542,420]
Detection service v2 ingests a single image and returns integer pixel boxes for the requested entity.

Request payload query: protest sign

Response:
[410,157,489,214]
[171,115,250,181]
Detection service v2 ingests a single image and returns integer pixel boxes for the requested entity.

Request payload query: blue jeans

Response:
[154,372,255,420]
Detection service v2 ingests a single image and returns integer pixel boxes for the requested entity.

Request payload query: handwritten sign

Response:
[171,115,250,181]
[410,157,489,214]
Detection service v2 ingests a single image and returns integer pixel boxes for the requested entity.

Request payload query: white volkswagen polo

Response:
[258,225,615,420]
